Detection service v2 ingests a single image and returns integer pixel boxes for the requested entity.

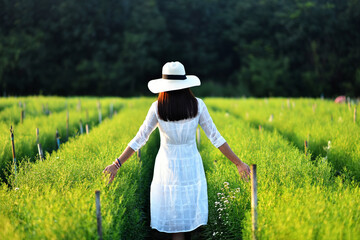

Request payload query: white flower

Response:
[324,141,331,151]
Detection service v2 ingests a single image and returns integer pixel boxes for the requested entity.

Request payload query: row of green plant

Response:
[198,106,360,239]
[0,96,127,125]
[0,97,80,125]
[205,98,360,182]
[2,97,359,239]
[0,97,125,183]
[0,98,159,240]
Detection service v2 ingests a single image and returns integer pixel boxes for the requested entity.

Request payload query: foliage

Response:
[0,0,360,97]
[0,97,156,240]
[205,98,360,181]
[0,96,125,183]
[0,96,359,239]
[201,103,360,239]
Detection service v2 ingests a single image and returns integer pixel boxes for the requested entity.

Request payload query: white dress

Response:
[128,97,226,233]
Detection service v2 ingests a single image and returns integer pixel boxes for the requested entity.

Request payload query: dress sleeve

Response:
[128,101,158,151]
[198,99,226,148]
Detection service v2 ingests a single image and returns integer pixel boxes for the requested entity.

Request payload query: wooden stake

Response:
[20,110,24,124]
[287,99,290,108]
[77,99,81,111]
[98,110,102,123]
[110,103,113,119]
[10,126,17,186]
[36,128,39,145]
[95,190,103,240]
[304,140,308,156]
[354,107,357,123]
[86,124,89,134]
[269,114,274,122]
[56,129,60,149]
[66,111,69,141]
[37,143,44,161]
[97,101,102,123]
[259,125,262,132]
[86,109,89,123]
[79,119,83,134]
[137,149,141,160]
[307,134,310,149]
[251,164,258,240]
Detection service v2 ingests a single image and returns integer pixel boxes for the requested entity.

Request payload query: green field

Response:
[0,97,359,240]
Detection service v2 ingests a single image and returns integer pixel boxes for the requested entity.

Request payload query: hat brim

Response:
[148,75,201,94]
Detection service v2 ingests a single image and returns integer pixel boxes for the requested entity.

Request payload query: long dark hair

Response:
[158,88,198,121]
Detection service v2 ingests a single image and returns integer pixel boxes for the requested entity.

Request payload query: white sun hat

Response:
[148,61,201,93]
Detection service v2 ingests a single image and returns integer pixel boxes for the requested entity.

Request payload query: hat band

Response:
[162,74,186,80]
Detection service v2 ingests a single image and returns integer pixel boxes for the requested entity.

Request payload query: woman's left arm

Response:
[218,142,251,182]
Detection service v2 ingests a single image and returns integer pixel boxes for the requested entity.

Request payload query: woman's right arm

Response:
[198,99,250,181]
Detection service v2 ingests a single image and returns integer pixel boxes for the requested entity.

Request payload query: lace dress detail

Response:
[128,97,226,233]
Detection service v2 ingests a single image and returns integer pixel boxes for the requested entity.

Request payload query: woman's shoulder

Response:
[149,100,159,117]
[150,100,158,110]
[195,97,205,108]
[195,97,204,104]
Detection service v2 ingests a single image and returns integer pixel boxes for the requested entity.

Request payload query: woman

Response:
[103,61,251,240]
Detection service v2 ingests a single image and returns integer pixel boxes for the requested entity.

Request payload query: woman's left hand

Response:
[102,164,118,184]
[236,162,251,182]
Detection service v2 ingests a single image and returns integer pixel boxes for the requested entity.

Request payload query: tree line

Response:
[1,0,359,97]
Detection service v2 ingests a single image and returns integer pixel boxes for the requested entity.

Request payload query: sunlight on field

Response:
[0,97,359,240]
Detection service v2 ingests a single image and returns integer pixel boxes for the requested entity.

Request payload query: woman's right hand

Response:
[102,164,118,184]
[236,162,251,182]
